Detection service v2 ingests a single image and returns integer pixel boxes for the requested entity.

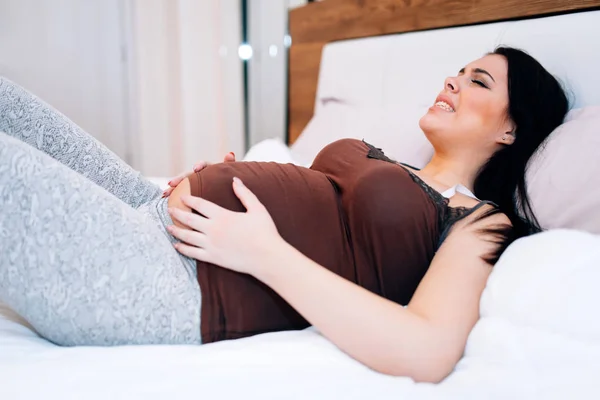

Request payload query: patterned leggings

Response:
[0,77,202,346]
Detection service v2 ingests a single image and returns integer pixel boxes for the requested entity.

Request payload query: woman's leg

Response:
[0,132,201,346]
[0,76,161,208]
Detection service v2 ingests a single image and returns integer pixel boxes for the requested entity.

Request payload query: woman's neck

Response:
[420,153,483,192]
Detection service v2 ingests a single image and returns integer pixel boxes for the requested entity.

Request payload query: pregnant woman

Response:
[0,47,568,382]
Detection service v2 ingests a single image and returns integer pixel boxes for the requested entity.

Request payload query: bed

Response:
[2,1,600,398]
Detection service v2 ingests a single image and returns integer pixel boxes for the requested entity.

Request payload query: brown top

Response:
[188,138,480,344]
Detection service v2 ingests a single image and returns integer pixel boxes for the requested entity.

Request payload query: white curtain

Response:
[0,0,131,162]
[128,0,245,176]
[246,0,323,148]
[247,0,288,147]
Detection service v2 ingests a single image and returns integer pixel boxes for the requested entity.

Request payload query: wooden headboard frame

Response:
[287,0,600,145]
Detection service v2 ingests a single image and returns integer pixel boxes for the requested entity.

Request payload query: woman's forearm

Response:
[254,241,455,382]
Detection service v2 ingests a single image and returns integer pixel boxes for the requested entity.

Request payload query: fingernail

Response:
[168,180,173,185]
[229,152,235,157]
[233,177,242,185]
[168,207,174,214]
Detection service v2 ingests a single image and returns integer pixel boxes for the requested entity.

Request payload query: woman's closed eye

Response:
[471,79,489,89]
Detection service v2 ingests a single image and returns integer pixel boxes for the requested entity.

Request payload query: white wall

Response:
[0,0,130,161]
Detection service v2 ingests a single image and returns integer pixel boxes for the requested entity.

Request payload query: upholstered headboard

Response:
[287,0,600,145]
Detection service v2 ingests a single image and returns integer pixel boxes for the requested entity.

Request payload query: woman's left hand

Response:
[167,177,283,276]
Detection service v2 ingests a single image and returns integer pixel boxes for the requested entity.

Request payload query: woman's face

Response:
[419,54,514,153]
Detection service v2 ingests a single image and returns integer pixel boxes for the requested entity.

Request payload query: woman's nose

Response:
[445,77,459,93]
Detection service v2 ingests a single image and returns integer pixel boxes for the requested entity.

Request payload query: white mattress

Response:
[2,229,600,399]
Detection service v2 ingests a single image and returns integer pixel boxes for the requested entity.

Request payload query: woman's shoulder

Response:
[445,199,513,265]
[450,196,510,229]
[447,192,481,210]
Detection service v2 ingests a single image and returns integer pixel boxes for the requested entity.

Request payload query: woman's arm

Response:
[253,217,499,382]
[168,179,510,383]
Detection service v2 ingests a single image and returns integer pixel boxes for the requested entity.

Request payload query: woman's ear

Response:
[497,131,516,145]
[497,118,516,145]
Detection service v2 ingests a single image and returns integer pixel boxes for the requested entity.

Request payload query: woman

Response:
[0,47,568,382]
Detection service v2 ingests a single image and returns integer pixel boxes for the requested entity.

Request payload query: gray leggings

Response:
[0,77,202,346]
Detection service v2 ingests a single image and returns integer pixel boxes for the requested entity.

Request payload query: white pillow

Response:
[290,101,433,168]
[526,106,600,233]
[292,103,600,233]
[243,137,299,164]
[478,229,600,342]
[460,229,600,393]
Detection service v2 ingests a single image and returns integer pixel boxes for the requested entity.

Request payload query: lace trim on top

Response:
[363,140,496,247]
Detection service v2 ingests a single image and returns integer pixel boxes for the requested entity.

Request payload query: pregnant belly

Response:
[171,161,352,278]
[200,162,346,258]
[167,177,193,228]
[170,161,354,342]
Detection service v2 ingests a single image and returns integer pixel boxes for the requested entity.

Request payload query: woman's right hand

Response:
[162,152,236,197]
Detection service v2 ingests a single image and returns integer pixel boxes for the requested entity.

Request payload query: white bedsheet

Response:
[2,229,600,399]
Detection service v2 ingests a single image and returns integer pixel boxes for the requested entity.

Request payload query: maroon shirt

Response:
[188,139,447,343]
